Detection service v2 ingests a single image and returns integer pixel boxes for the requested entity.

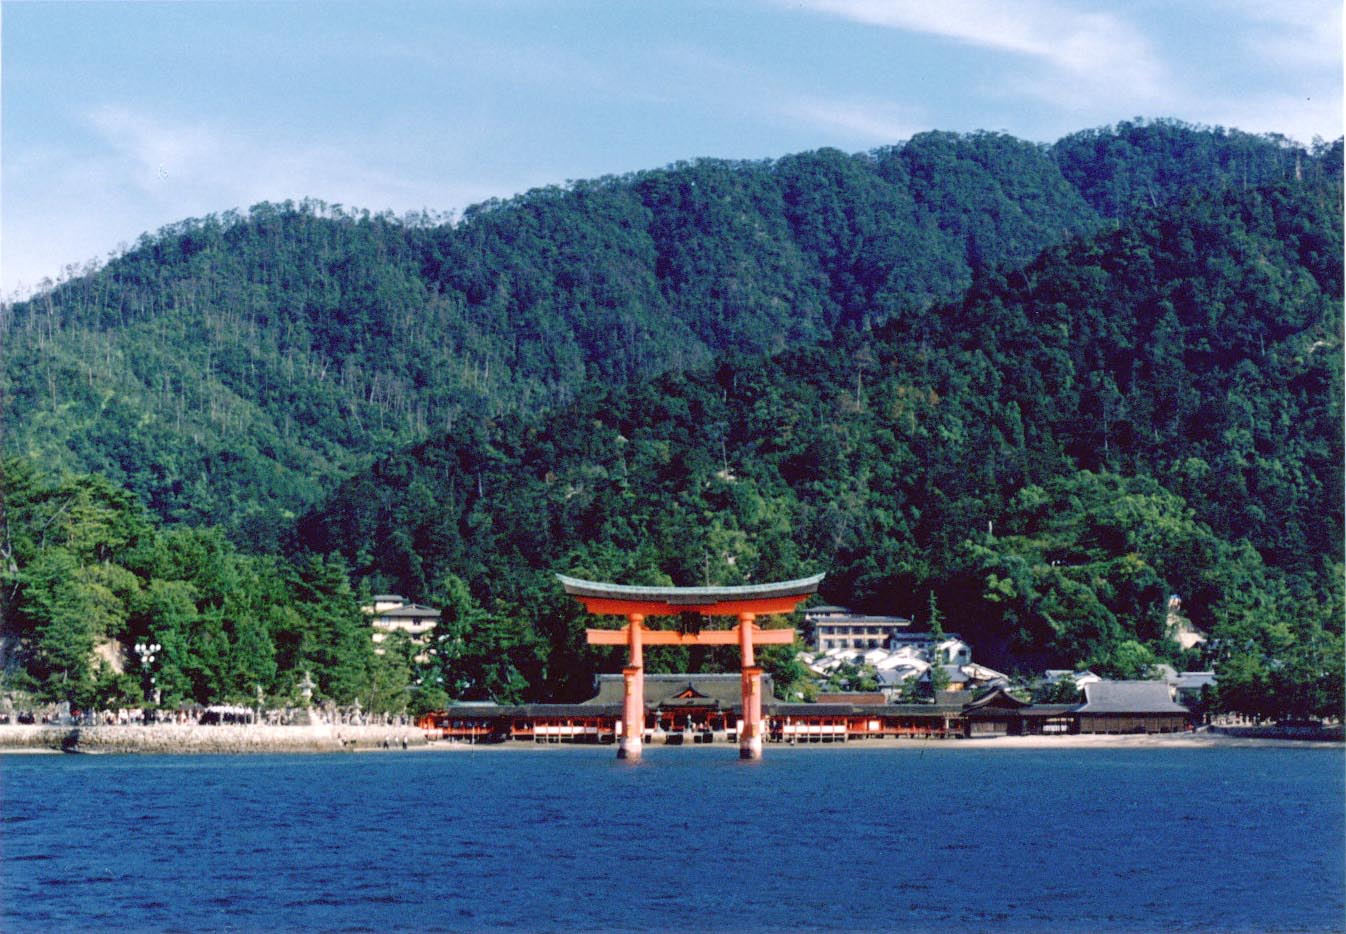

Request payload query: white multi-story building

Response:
[362,594,441,658]
[805,604,913,651]
[799,608,991,697]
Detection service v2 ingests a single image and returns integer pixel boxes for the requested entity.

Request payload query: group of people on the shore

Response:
[1207,712,1342,727]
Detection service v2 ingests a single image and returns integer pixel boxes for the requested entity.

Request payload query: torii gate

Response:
[558,573,824,760]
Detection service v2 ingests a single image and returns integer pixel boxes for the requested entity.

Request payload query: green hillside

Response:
[1,120,1340,717]
[4,121,1328,544]
[299,177,1342,704]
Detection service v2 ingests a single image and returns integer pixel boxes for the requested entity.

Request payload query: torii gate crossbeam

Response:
[558,573,823,760]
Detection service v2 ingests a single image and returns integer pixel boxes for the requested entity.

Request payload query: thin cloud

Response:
[652,43,922,145]
[82,105,507,216]
[365,29,666,109]
[1235,1,1343,74]
[1,105,517,297]
[87,105,218,194]
[1188,91,1344,147]
[1144,1,1343,145]
[785,0,1165,96]
[783,97,922,144]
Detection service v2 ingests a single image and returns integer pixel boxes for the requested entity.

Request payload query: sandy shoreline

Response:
[404,730,1342,752]
[842,731,1343,750]
[1,724,1338,756]
[0,722,425,755]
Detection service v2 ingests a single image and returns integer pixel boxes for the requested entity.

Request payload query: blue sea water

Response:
[2,744,1342,933]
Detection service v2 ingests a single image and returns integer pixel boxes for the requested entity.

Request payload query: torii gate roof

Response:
[557,572,824,617]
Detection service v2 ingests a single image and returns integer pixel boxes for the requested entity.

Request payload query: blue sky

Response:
[2,0,1341,298]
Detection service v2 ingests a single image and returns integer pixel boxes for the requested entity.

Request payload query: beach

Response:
[0,721,426,754]
[865,729,1344,749]
[1,722,1338,755]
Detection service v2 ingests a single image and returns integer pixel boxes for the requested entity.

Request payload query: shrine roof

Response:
[962,686,1032,711]
[436,703,625,719]
[557,572,824,613]
[1077,681,1189,714]
[768,702,966,716]
[585,673,767,709]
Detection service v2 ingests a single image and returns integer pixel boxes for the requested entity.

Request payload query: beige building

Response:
[805,604,912,651]
[362,595,440,658]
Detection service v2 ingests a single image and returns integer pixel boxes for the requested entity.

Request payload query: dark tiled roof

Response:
[558,573,824,605]
[811,615,912,626]
[1173,671,1217,690]
[583,673,768,710]
[770,704,859,717]
[1078,681,1189,714]
[439,697,973,720]
[963,686,1032,711]
[439,704,624,719]
[373,605,441,620]
[521,704,622,718]
[437,704,517,718]
[815,693,887,705]
[805,604,851,615]
[1018,705,1078,718]
[770,702,965,717]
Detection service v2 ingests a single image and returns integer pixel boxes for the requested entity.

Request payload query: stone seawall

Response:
[0,723,428,754]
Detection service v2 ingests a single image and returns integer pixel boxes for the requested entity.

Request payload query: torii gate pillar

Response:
[618,614,644,760]
[738,612,763,759]
[620,664,643,760]
[559,573,823,761]
[740,665,764,759]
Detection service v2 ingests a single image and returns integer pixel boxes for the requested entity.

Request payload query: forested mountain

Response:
[2,120,1341,718]
[3,121,1332,544]
[299,176,1342,706]
[1053,120,1329,222]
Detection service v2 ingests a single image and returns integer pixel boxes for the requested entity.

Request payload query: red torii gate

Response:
[558,573,824,760]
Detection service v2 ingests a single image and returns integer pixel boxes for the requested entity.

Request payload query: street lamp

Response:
[134,642,161,722]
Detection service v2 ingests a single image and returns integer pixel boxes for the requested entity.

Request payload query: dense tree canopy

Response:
[2,121,1340,715]
[0,458,378,711]
[5,122,1332,545]
[300,176,1341,708]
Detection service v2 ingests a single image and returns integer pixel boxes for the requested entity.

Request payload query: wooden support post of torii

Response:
[739,612,763,759]
[620,614,643,760]
[558,573,823,760]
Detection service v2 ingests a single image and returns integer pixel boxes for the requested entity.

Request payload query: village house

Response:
[805,630,989,699]
[1169,671,1217,707]
[938,661,1009,692]
[1043,669,1103,691]
[361,594,441,659]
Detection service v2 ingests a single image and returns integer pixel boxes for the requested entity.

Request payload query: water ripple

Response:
[0,746,1341,932]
